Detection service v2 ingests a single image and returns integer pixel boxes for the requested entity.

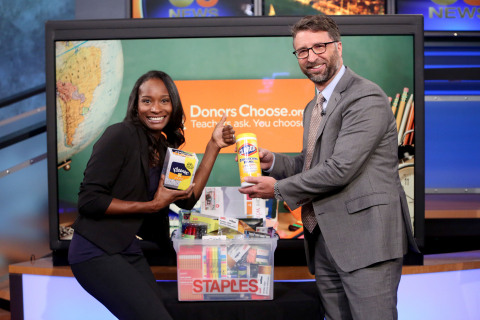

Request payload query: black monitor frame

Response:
[46,15,425,265]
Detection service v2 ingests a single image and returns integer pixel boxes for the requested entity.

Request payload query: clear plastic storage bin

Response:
[172,236,277,301]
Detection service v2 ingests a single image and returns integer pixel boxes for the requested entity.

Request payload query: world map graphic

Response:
[55,40,124,165]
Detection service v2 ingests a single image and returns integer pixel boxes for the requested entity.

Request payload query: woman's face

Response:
[137,78,172,139]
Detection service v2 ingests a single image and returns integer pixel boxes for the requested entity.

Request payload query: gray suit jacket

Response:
[271,67,419,273]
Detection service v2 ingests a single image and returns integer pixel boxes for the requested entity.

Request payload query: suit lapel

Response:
[304,68,355,157]
[303,99,316,148]
[136,126,150,190]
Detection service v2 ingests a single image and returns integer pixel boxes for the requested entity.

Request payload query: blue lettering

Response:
[239,144,257,156]
[169,8,218,17]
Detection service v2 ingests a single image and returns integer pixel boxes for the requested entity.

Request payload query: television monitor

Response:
[46,15,424,265]
[263,0,388,16]
[131,0,255,18]
[396,0,480,33]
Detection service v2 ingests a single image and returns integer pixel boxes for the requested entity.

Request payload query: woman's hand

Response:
[151,175,194,211]
[212,113,235,149]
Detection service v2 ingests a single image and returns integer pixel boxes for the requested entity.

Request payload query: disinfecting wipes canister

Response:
[236,133,262,187]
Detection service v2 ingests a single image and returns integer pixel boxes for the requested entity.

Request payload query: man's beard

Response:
[305,65,337,84]
[302,50,341,85]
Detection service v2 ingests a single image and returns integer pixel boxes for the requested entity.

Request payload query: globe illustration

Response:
[55,40,124,166]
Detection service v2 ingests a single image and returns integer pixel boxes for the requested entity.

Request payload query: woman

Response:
[68,70,235,319]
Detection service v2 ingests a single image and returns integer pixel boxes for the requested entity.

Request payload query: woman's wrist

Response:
[209,138,223,151]
[146,200,159,213]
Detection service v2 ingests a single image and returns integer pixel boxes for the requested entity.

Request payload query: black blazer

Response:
[74,121,184,254]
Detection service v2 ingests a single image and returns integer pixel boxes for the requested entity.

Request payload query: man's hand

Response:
[258,147,274,171]
[238,176,277,199]
[234,147,274,172]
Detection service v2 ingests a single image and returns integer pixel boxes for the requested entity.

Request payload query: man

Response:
[239,15,419,320]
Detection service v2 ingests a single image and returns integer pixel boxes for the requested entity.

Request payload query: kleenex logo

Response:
[171,163,191,176]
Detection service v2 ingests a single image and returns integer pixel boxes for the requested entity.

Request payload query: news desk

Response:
[9,251,480,320]
[9,260,323,320]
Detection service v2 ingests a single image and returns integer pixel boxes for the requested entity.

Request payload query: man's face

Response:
[293,30,343,89]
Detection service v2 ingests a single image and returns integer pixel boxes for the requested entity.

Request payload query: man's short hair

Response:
[291,15,341,42]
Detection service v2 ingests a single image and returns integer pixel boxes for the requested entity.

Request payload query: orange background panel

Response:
[175,79,314,154]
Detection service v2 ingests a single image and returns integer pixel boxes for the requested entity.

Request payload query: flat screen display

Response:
[132,0,255,18]
[263,0,386,16]
[46,16,424,264]
[397,0,480,32]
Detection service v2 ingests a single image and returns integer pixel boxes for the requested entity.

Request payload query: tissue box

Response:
[162,148,198,190]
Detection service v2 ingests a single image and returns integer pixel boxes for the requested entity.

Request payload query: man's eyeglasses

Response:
[292,41,338,59]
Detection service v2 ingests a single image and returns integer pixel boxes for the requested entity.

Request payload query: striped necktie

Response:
[301,93,325,233]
